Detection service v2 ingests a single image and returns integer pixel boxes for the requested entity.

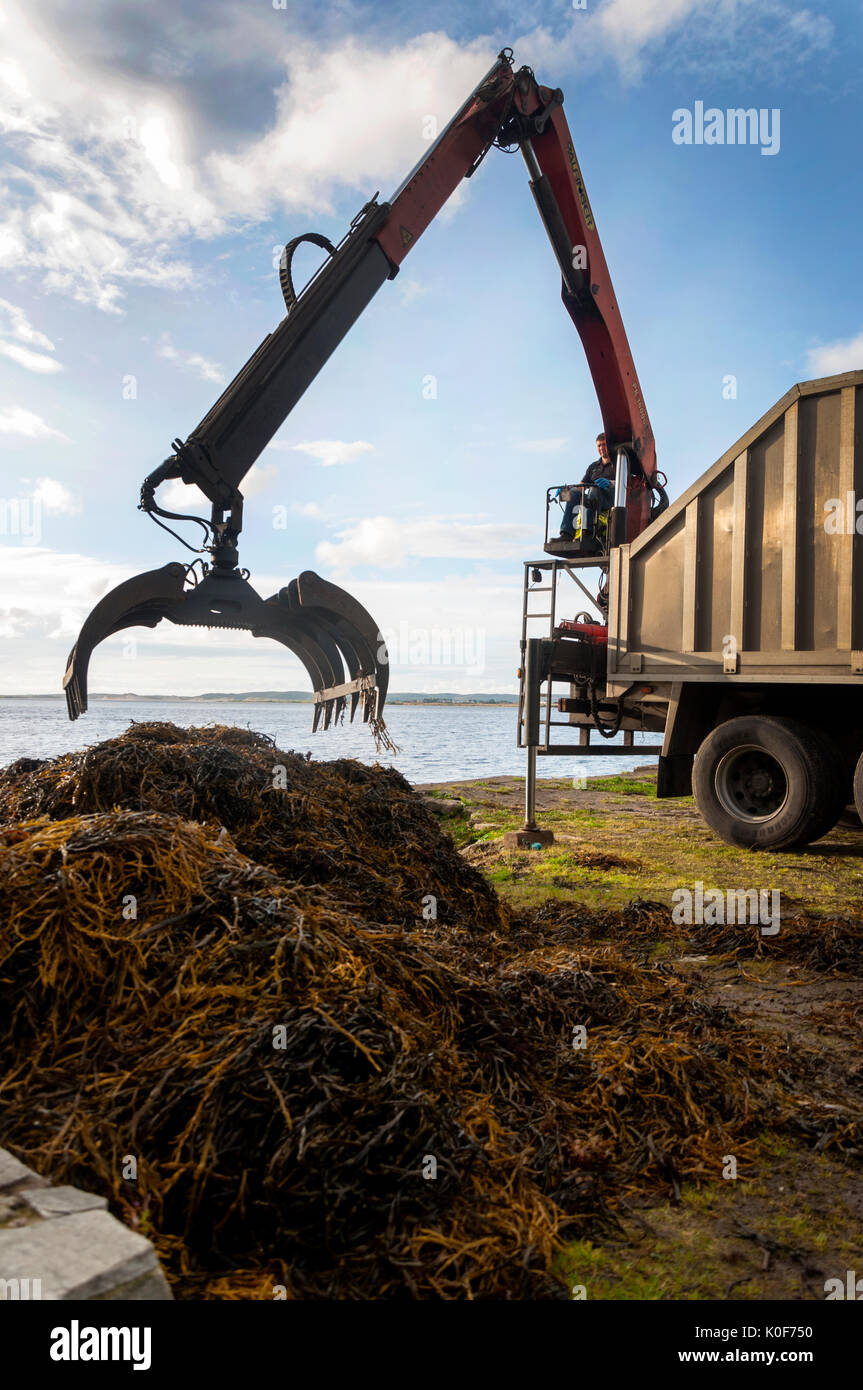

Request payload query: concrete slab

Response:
[0,1210,160,1300]
[0,1150,45,1191]
[24,1186,108,1219]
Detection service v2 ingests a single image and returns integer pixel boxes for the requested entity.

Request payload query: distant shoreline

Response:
[1,695,519,709]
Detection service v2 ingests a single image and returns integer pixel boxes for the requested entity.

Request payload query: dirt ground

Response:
[418,767,863,1299]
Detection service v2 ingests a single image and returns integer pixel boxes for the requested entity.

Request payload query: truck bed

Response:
[607,369,863,689]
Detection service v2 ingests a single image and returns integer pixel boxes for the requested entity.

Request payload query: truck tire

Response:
[852,753,863,823]
[693,716,846,850]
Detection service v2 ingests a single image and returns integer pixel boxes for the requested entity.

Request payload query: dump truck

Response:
[520,369,863,850]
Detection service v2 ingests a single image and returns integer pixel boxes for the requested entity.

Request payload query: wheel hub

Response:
[714,744,788,822]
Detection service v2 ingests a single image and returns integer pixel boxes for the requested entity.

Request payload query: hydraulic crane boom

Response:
[175,49,656,511]
[63,48,660,728]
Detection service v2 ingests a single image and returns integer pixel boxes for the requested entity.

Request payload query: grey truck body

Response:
[599,369,863,795]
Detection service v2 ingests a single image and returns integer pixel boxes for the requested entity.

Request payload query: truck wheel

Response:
[852,753,863,823]
[693,716,846,850]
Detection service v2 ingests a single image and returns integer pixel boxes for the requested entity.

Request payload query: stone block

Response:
[24,1186,108,1219]
[0,1210,161,1300]
[0,1149,45,1192]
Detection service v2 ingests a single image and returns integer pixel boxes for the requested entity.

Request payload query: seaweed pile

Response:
[0,724,848,1299]
[0,722,500,932]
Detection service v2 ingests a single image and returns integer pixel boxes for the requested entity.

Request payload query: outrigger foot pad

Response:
[63,562,390,738]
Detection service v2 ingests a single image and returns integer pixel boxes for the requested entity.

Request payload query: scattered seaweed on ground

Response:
[515,896,863,973]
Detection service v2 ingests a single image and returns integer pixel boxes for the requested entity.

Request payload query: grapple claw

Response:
[63,556,390,739]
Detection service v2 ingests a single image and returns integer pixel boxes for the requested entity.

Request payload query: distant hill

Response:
[6,691,518,705]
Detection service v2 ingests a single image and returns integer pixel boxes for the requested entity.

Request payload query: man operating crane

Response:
[557,432,616,541]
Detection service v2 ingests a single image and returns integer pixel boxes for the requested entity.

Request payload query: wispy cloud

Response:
[0,9,492,313]
[316,514,534,572]
[0,298,62,372]
[276,439,374,468]
[0,406,67,440]
[520,0,835,83]
[807,331,863,377]
[0,297,54,349]
[157,331,225,383]
[0,339,62,373]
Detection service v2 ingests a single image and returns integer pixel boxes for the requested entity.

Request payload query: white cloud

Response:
[242,462,279,498]
[519,0,834,82]
[598,0,702,51]
[0,14,494,313]
[0,546,131,647]
[283,439,374,468]
[0,7,203,312]
[0,2,833,320]
[806,332,863,377]
[0,297,62,372]
[0,406,67,440]
[291,501,322,517]
[157,331,225,383]
[32,477,81,514]
[316,514,534,572]
[0,297,54,349]
[0,545,529,695]
[205,32,496,221]
[159,479,207,512]
[0,339,62,373]
[160,460,277,511]
[138,115,182,191]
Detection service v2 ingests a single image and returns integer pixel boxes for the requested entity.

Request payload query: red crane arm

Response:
[528,105,656,485]
[166,50,658,541]
[371,52,656,491]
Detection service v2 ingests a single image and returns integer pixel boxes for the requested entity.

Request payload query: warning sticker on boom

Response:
[567,143,594,231]
[400,225,414,248]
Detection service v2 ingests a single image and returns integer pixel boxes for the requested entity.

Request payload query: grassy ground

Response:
[419,767,863,1300]
[419,768,863,915]
[560,1140,863,1299]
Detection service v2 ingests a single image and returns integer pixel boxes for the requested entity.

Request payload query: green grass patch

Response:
[587,774,659,797]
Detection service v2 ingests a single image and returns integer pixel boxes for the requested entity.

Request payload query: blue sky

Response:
[1,0,861,698]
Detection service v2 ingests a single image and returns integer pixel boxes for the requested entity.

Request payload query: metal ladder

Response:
[516,557,607,752]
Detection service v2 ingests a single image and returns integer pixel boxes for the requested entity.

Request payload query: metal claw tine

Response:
[290,571,389,709]
[263,585,385,732]
[280,580,359,671]
[259,598,344,694]
[63,563,187,720]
